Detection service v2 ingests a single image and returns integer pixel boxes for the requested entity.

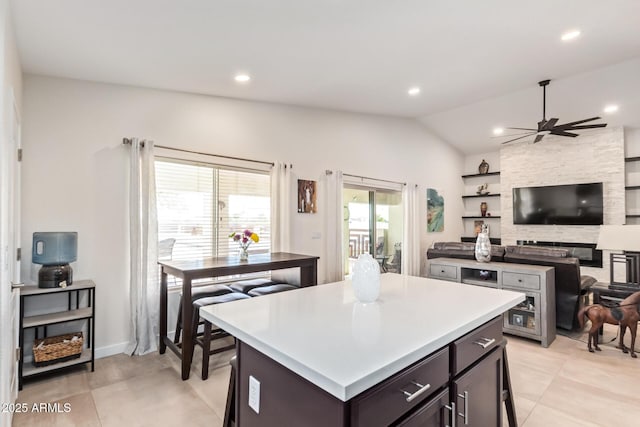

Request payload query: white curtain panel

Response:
[125,139,159,356]
[323,170,344,283]
[402,184,421,276]
[270,162,292,253]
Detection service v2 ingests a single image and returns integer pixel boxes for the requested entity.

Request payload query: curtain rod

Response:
[122,138,274,167]
[342,172,406,186]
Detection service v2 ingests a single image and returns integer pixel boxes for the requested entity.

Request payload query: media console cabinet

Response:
[201,274,524,426]
[427,258,556,347]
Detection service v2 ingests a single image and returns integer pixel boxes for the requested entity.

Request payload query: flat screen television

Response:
[512,183,603,225]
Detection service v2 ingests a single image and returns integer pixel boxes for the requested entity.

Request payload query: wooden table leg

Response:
[300,260,318,287]
[159,269,168,354]
[181,277,193,380]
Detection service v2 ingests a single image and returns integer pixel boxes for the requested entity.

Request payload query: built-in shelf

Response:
[462,216,501,219]
[22,349,92,377]
[462,193,501,199]
[626,186,640,190]
[625,157,640,163]
[511,307,535,314]
[626,214,640,218]
[462,278,498,288]
[461,172,500,179]
[23,308,93,329]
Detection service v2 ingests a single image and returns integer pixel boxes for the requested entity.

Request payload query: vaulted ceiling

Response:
[10,0,640,153]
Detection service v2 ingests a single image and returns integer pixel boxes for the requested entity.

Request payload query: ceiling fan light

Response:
[604,104,619,114]
[561,30,581,41]
[492,127,504,135]
[408,87,421,96]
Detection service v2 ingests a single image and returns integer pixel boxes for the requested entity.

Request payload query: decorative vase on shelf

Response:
[480,201,488,217]
[352,254,381,303]
[478,159,490,174]
[239,247,249,261]
[475,224,492,263]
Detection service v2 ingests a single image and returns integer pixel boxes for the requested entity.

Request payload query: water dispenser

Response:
[32,232,77,288]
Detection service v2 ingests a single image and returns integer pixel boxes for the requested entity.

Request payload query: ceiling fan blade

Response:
[561,124,608,130]
[501,133,537,144]
[541,118,558,131]
[537,120,547,131]
[550,130,578,137]
[492,131,539,138]
[506,127,538,131]
[554,117,602,128]
[533,134,544,143]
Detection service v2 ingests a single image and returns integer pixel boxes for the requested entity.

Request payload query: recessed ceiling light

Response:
[234,74,251,83]
[408,87,421,96]
[604,104,619,114]
[561,30,581,41]
[493,127,504,136]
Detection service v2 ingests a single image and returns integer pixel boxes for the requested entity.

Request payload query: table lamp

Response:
[596,225,640,291]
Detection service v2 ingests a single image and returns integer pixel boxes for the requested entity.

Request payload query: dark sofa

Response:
[427,242,596,331]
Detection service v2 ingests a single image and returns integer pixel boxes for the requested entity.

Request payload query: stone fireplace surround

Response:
[500,127,625,281]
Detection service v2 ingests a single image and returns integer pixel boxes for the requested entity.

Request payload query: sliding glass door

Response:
[343,185,403,276]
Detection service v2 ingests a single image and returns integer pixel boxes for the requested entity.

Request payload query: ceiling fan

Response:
[500,79,607,145]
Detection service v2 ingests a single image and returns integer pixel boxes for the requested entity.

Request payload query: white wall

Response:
[20,75,464,355]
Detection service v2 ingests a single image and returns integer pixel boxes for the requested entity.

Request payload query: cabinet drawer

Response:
[351,347,449,427]
[451,316,502,375]
[396,388,450,427]
[429,264,457,281]
[502,271,540,290]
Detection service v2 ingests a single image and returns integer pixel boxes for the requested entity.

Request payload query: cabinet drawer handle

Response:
[458,391,469,425]
[445,401,456,427]
[400,381,432,402]
[472,337,495,349]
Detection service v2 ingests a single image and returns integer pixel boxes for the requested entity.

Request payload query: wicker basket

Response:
[33,332,83,367]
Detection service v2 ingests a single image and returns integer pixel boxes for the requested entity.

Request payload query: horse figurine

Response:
[577,291,640,358]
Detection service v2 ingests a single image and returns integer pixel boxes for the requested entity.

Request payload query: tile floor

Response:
[13,326,640,426]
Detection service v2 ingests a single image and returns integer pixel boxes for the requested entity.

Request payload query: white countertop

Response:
[200,273,524,401]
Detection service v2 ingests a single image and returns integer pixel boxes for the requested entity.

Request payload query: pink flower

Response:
[244,229,252,237]
[233,234,241,241]
[242,236,249,244]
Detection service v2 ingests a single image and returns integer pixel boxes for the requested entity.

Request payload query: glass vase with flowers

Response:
[229,230,259,261]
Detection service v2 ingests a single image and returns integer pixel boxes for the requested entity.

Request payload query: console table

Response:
[427,258,556,347]
[159,252,319,380]
[201,274,524,426]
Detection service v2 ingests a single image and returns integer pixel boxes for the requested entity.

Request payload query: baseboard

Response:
[95,341,130,359]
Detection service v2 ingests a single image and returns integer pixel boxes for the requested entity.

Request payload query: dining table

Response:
[158,252,319,380]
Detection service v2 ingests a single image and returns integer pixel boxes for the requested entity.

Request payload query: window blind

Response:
[155,158,271,264]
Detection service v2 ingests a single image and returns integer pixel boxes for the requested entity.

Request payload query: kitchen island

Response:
[201,273,525,426]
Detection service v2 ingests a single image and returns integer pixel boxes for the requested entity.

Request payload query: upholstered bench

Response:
[192,292,251,380]
[247,283,298,297]
[194,279,300,380]
[228,277,277,294]
[174,284,233,344]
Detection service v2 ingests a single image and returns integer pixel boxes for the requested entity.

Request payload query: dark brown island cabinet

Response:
[236,316,508,427]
